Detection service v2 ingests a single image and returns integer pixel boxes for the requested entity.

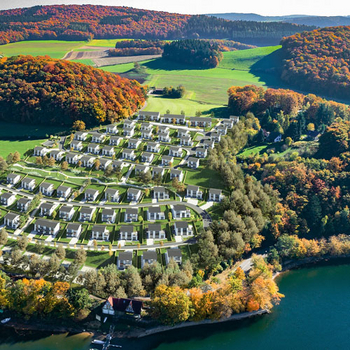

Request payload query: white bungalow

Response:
[56,185,72,199]
[66,223,82,238]
[101,146,115,157]
[161,155,174,166]
[21,178,36,191]
[84,189,99,201]
[147,224,166,240]
[173,221,193,236]
[119,226,138,241]
[124,208,138,222]
[7,173,21,185]
[0,193,16,207]
[141,152,154,163]
[169,169,184,182]
[34,219,60,237]
[169,146,183,157]
[91,132,105,143]
[109,136,122,146]
[147,207,165,221]
[121,149,136,161]
[87,143,100,154]
[106,124,118,134]
[153,186,169,200]
[59,205,75,221]
[105,188,119,202]
[3,212,20,229]
[138,111,160,121]
[128,138,141,149]
[33,146,48,157]
[74,131,88,141]
[209,188,224,202]
[186,185,203,199]
[187,157,200,169]
[146,142,160,153]
[196,148,207,158]
[39,182,54,196]
[49,150,65,161]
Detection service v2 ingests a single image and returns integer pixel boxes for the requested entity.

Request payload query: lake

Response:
[1,263,350,350]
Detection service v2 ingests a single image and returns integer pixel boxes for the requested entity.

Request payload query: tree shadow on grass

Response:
[143,57,211,72]
[202,106,230,119]
[248,48,291,89]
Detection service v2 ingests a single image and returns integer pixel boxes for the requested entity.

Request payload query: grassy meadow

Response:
[0,40,86,59]
[0,139,46,158]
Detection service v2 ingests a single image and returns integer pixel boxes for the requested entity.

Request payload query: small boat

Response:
[92,340,105,345]
[1,318,11,324]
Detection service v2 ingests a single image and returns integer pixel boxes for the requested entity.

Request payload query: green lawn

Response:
[0,139,46,158]
[185,167,225,189]
[0,40,86,59]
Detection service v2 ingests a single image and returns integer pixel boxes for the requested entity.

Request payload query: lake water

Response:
[1,262,350,350]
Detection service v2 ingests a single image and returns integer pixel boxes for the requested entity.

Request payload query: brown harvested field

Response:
[92,55,162,67]
[65,50,109,60]
[64,47,161,67]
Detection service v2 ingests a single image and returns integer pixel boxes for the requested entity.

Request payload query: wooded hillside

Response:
[163,39,223,68]
[0,5,315,46]
[0,55,147,126]
[281,26,350,99]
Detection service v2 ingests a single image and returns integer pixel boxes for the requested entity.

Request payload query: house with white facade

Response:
[109,136,122,146]
[0,193,16,207]
[66,152,81,165]
[33,146,48,157]
[141,250,157,267]
[152,167,164,178]
[189,116,212,128]
[91,132,105,143]
[87,143,100,155]
[39,203,56,217]
[127,188,142,202]
[66,223,82,238]
[56,185,72,199]
[169,146,183,157]
[7,173,21,185]
[117,251,133,269]
[209,188,224,202]
[153,186,169,200]
[84,189,99,201]
[105,188,119,202]
[124,208,138,222]
[39,182,54,196]
[119,226,138,241]
[121,149,136,161]
[196,148,207,158]
[106,124,118,134]
[74,131,88,141]
[165,248,182,265]
[161,155,173,166]
[79,207,96,222]
[101,209,116,223]
[3,212,20,230]
[173,221,193,237]
[21,178,36,191]
[34,219,60,237]
[91,225,109,240]
[186,185,203,199]
[169,169,184,182]
[17,198,31,212]
[179,135,193,147]
[147,224,166,240]
[138,111,160,121]
[187,157,200,169]
[49,150,65,161]
[171,204,191,219]
[59,205,75,221]
[141,152,154,163]
[80,156,95,168]
[162,114,186,125]
[128,138,141,149]
[101,146,115,157]
[147,207,165,221]
[146,142,160,153]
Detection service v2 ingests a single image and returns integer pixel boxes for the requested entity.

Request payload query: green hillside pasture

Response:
[219,46,282,70]
[0,40,86,59]
[101,47,283,115]
[85,39,130,47]
[0,139,46,158]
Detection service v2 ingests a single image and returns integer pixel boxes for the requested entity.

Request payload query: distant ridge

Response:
[0,4,315,46]
[207,13,350,27]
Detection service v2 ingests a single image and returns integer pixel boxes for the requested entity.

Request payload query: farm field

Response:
[0,40,86,59]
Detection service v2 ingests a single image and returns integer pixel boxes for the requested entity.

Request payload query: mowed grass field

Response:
[101,46,283,115]
[0,40,86,59]
[0,139,46,158]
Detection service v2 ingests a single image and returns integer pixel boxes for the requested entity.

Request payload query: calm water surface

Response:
[1,263,350,350]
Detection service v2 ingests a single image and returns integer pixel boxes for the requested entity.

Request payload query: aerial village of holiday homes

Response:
[0,112,238,271]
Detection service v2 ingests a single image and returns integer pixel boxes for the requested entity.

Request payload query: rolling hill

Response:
[0,4,314,46]
[208,13,350,28]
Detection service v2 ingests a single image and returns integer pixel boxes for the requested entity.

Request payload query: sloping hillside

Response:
[0,5,314,46]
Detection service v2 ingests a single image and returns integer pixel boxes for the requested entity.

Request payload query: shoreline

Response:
[4,254,350,340]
